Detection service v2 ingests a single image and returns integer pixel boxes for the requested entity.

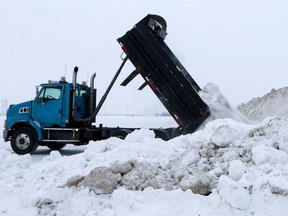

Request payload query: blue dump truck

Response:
[3,14,210,154]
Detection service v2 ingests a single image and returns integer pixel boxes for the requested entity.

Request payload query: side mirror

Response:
[35,86,40,98]
[36,97,44,104]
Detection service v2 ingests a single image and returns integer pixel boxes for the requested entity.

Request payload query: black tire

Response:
[154,129,171,141]
[110,129,131,139]
[11,127,38,155]
[46,143,66,150]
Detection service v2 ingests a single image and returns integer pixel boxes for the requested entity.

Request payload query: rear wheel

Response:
[46,143,66,150]
[154,129,171,141]
[110,129,132,139]
[11,127,38,155]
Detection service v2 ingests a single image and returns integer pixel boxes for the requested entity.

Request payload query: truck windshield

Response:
[38,86,62,100]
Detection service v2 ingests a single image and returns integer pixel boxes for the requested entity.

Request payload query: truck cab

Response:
[3,69,98,154]
[34,81,90,128]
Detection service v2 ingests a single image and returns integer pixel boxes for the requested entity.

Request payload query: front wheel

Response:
[11,128,38,155]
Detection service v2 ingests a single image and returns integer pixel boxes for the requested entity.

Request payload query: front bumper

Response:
[3,129,8,142]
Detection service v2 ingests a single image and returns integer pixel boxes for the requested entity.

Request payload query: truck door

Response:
[33,86,64,127]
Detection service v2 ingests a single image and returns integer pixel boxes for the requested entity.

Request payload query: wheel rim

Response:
[15,133,30,150]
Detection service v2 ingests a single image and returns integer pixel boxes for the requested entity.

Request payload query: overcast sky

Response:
[1,1,288,115]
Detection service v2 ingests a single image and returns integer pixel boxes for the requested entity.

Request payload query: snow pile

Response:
[200,83,248,123]
[238,86,288,122]
[1,116,288,215]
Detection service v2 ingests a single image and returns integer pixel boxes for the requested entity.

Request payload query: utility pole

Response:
[1,99,8,115]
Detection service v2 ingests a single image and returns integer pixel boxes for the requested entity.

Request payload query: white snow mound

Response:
[238,86,288,122]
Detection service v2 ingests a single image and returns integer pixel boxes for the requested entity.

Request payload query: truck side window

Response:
[38,86,62,101]
[75,88,88,98]
[80,89,88,97]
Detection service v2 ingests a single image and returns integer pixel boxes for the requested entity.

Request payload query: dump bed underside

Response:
[118,14,210,134]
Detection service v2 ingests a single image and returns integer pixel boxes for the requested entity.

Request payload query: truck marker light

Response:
[176,118,183,126]
[199,111,205,116]
[19,107,29,113]
[149,81,157,92]
[119,42,129,54]
[4,121,6,128]
[173,113,183,126]
[123,46,129,54]
[60,76,66,82]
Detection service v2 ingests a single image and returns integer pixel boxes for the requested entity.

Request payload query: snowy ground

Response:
[1,83,288,215]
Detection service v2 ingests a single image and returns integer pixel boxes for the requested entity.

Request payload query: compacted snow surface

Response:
[1,83,288,216]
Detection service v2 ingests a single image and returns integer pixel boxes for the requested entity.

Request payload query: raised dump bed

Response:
[117,14,210,135]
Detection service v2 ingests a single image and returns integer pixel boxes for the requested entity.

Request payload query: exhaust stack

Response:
[89,72,96,117]
[71,66,78,119]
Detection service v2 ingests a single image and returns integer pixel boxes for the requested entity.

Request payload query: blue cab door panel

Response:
[33,85,65,127]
